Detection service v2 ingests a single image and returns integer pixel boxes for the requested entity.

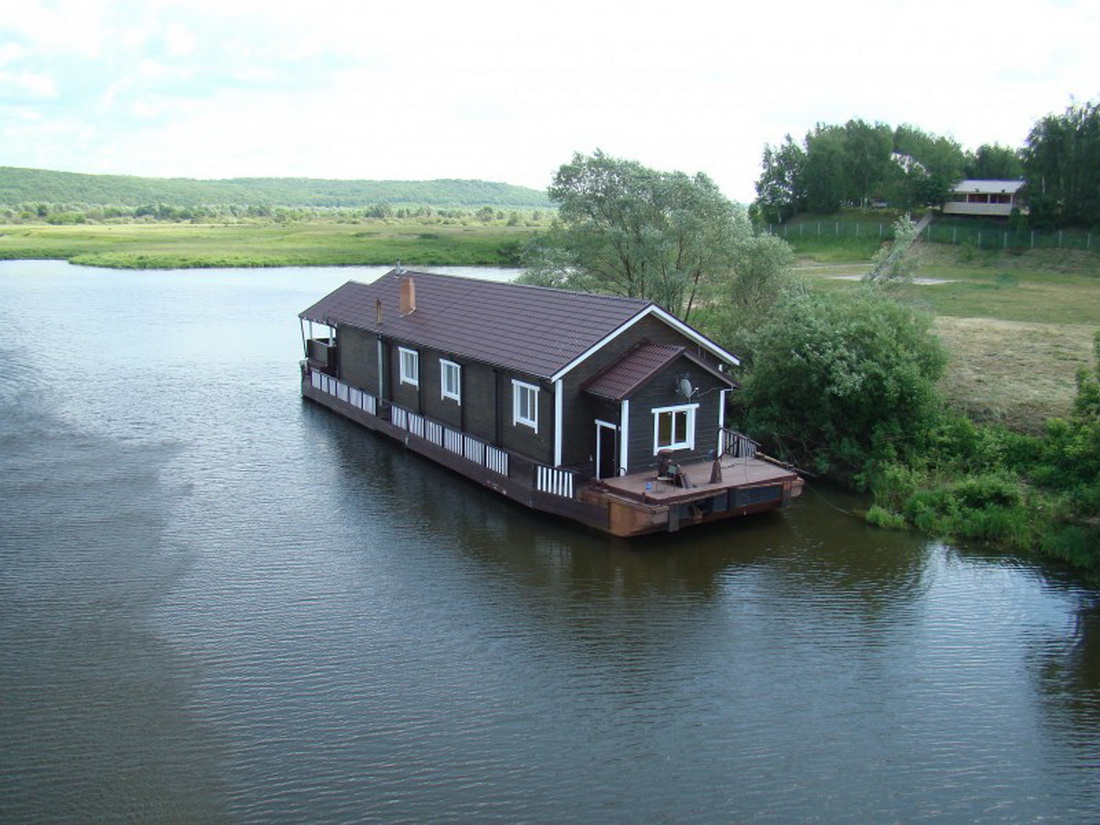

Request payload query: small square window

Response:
[441,360,461,403]
[398,347,419,387]
[653,404,697,452]
[512,380,538,432]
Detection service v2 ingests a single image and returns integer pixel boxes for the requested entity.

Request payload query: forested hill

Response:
[0,166,552,209]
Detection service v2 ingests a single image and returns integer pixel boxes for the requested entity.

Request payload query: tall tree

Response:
[842,119,894,208]
[892,125,967,207]
[526,151,753,320]
[802,124,847,213]
[1023,100,1100,228]
[755,135,806,223]
[965,143,1025,180]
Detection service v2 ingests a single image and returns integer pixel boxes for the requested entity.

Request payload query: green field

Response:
[0,220,542,269]
[794,242,1100,431]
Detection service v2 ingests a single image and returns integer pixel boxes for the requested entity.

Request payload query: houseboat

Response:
[299,269,802,537]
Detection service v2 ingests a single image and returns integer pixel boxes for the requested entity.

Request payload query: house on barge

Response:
[299,269,801,537]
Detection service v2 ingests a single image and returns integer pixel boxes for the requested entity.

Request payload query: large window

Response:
[441,359,461,403]
[398,347,419,387]
[512,380,539,432]
[652,404,697,452]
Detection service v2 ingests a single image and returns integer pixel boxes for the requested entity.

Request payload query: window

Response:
[398,347,419,387]
[441,359,461,403]
[512,380,539,432]
[652,404,698,452]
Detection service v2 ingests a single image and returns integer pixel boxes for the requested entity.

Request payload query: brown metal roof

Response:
[300,269,655,379]
[583,341,739,401]
[583,342,685,400]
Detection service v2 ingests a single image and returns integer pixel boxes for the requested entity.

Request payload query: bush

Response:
[738,288,946,482]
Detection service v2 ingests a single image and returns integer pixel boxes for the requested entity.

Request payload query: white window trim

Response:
[652,403,699,452]
[512,380,539,433]
[440,359,461,403]
[398,346,419,387]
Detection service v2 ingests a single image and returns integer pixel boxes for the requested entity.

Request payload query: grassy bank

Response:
[797,243,1100,430]
[0,220,543,269]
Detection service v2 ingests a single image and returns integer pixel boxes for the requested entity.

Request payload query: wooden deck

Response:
[579,455,803,536]
[596,455,800,504]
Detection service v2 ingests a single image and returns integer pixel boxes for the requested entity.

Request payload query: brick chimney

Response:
[399,276,416,315]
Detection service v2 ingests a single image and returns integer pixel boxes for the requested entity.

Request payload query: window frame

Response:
[440,359,461,403]
[652,403,698,452]
[398,346,419,387]
[512,380,539,432]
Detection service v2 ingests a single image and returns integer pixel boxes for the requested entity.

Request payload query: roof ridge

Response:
[372,268,653,307]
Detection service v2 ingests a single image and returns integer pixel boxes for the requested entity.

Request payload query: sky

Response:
[2,0,1098,204]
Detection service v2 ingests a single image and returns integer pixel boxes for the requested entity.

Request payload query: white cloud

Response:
[0,0,1097,202]
[0,70,58,99]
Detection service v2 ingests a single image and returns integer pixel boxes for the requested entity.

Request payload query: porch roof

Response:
[583,341,738,402]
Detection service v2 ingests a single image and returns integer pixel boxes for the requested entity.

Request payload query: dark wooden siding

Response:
[625,359,722,473]
[559,315,731,467]
[389,342,421,412]
[336,325,380,394]
[419,348,463,430]
[497,371,553,464]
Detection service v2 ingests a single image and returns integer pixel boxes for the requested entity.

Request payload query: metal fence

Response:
[768,220,1095,252]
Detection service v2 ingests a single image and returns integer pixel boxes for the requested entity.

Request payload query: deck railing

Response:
[721,429,758,459]
[535,465,575,498]
[308,368,589,498]
[307,368,509,480]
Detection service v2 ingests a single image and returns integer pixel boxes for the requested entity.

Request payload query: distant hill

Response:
[0,167,552,210]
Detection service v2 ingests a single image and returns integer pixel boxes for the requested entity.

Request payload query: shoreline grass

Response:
[0,220,543,269]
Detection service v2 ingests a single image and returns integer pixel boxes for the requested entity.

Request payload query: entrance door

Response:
[595,420,617,479]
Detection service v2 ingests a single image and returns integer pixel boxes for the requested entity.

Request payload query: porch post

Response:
[619,399,630,475]
[718,389,728,452]
[554,379,564,467]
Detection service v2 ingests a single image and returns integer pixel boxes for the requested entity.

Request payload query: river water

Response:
[1,259,1098,823]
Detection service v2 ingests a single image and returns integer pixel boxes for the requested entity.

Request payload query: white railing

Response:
[444,428,463,455]
[425,420,444,447]
[311,370,377,415]
[463,435,484,465]
[392,406,408,430]
[307,368,512,481]
[486,445,508,476]
[407,411,425,439]
[536,465,575,498]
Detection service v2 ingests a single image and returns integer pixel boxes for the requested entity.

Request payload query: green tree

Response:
[966,143,1025,180]
[526,151,752,320]
[755,135,806,223]
[842,119,894,208]
[1023,100,1100,228]
[737,289,946,480]
[892,125,967,207]
[801,124,847,213]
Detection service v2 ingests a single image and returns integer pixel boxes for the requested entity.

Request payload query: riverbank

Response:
[798,244,1100,430]
[0,220,543,269]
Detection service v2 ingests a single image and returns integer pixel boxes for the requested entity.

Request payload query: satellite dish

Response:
[678,377,695,398]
